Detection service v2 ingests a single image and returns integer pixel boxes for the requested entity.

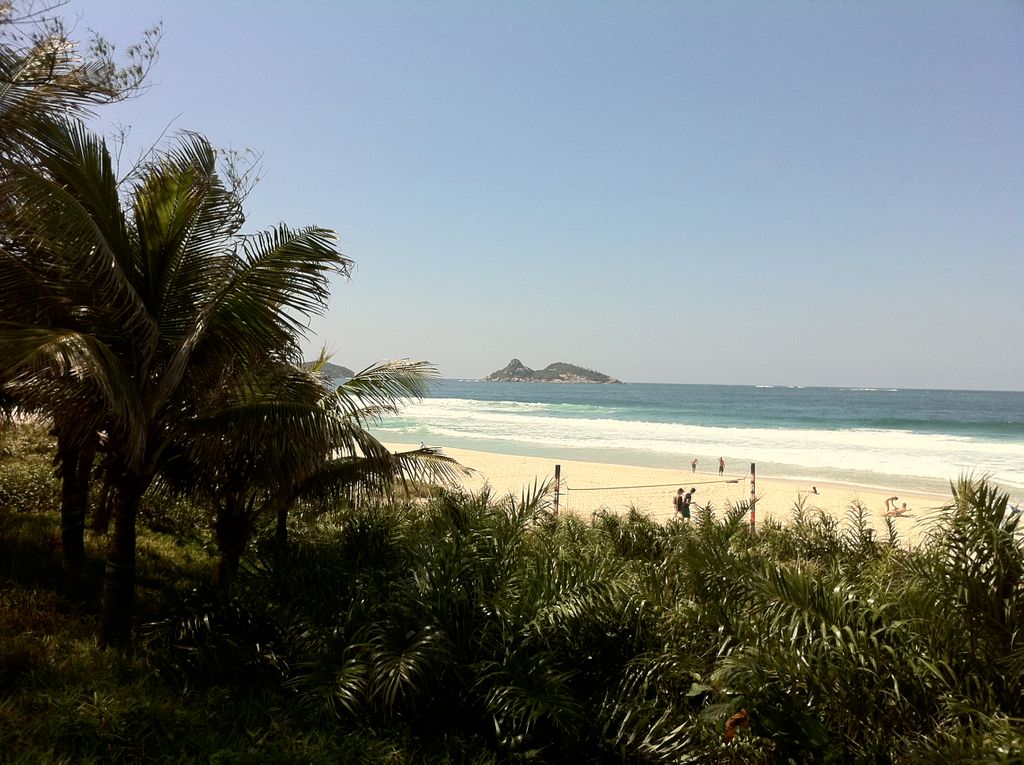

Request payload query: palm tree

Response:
[1,9,159,578]
[273,358,472,548]
[160,357,469,591]
[0,118,349,645]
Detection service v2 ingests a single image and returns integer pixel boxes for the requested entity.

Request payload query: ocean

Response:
[372,380,1024,498]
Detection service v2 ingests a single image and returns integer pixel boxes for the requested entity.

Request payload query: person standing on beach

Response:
[719,457,725,476]
[673,488,685,517]
[682,488,696,519]
[691,458,697,473]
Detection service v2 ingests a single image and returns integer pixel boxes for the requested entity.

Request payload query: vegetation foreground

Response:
[2,423,1023,763]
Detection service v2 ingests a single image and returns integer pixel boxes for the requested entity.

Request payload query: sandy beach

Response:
[385,442,953,546]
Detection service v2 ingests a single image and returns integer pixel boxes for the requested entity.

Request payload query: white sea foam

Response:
[381,397,1024,491]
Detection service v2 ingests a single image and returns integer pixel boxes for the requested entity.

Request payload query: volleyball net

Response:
[554,470,753,519]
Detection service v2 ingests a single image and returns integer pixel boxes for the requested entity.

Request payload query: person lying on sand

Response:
[884,497,910,517]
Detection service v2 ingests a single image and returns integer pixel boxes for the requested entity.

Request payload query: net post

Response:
[750,462,756,532]
[554,464,561,517]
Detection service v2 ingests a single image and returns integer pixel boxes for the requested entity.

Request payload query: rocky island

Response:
[484,359,622,384]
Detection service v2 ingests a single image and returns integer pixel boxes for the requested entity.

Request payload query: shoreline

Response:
[386,442,956,546]
[379,383,1024,497]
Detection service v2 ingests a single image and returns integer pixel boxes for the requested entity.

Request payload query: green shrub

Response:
[3,468,1023,762]
[0,432,59,515]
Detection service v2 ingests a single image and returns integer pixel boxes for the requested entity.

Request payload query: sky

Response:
[62,0,1023,390]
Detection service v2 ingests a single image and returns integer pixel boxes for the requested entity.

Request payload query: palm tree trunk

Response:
[275,505,288,550]
[272,490,300,553]
[59,444,96,577]
[92,474,114,533]
[213,503,254,593]
[99,474,146,648]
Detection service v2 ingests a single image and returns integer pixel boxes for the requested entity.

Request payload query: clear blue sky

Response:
[66,1,1023,390]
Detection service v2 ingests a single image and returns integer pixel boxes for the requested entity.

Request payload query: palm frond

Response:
[331,360,438,422]
[389,447,473,485]
[130,132,242,336]
[506,477,554,518]
[0,326,143,455]
[1,119,151,337]
[170,225,348,397]
[234,223,351,324]
[0,26,131,157]
[298,446,470,506]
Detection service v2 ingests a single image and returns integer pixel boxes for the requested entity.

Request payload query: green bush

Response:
[3,463,1023,762]
[0,424,58,515]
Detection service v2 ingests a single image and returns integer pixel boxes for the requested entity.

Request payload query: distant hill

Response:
[303,361,354,379]
[484,359,622,384]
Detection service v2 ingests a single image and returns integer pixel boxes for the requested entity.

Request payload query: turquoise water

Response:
[373,380,1024,496]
